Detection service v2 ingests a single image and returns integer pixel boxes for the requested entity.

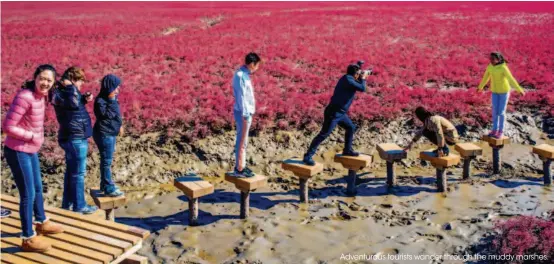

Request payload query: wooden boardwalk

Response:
[0,195,149,264]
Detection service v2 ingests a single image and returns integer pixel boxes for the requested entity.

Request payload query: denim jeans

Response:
[492,93,510,132]
[59,139,88,212]
[93,134,116,192]
[3,146,47,238]
[305,106,356,159]
[234,110,252,170]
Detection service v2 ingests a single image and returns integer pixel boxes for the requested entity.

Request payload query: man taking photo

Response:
[303,62,370,165]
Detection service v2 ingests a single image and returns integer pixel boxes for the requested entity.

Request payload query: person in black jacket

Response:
[93,74,124,197]
[51,66,97,214]
[303,63,369,165]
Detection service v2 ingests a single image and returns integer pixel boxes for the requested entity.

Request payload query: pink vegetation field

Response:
[2,2,554,140]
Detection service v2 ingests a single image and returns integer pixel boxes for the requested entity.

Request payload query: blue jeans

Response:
[305,106,356,159]
[234,110,252,170]
[492,93,510,132]
[3,146,47,238]
[93,134,116,192]
[59,139,88,212]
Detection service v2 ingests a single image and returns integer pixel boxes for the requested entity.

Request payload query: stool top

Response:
[334,154,372,170]
[377,143,407,161]
[481,135,510,147]
[89,188,127,210]
[455,142,483,157]
[281,158,323,178]
[174,176,214,199]
[420,150,461,168]
[225,173,267,192]
[532,144,554,159]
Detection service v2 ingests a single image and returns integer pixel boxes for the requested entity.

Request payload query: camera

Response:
[357,60,372,75]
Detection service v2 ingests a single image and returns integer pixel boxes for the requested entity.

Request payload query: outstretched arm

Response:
[477,67,491,91]
[504,65,525,94]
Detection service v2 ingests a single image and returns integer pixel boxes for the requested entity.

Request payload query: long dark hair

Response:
[415,106,434,123]
[490,52,507,65]
[21,64,57,91]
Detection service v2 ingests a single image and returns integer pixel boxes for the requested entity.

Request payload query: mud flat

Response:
[1,113,553,263]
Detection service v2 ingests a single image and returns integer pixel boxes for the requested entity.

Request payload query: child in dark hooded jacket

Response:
[93,74,124,197]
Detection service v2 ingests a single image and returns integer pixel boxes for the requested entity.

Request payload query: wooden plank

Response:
[1,236,98,264]
[109,242,142,264]
[90,189,127,210]
[1,223,108,264]
[420,150,461,168]
[224,174,267,192]
[1,195,149,240]
[533,144,554,159]
[481,135,510,147]
[377,143,407,161]
[1,217,113,263]
[1,215,122,257]
[1,239,72,264]
[281,159,323,178]
[334,154,372,170]
[0,253,39,264]
[1,201,132,251]
[455,143,483,157]
[1,198,139,244]
[121,254,148,264]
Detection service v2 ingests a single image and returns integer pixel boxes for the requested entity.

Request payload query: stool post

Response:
[463,157,473,180]
[436,168,447,192]
[299,178,309,203]
[544,159,552,186]
[240,191,250,219]
[386,161,396,187]
[493,147,501,174]
[105,209,115,221]
[346,169,357,195]
[188,198,199,226]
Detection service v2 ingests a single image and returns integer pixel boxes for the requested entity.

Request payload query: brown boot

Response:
[36,220,64,235]
[22,236,51,252]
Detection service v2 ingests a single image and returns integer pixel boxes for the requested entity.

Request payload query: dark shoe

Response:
[233,168,248,178]
[342,150,360,157]
[105,188,124,197]
[75,205,98,215]
[303,156,315,166]
[1,208,11,218]
[242,167,256,178]
[104,185,124,197]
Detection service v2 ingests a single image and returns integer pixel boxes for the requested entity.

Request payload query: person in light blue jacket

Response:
[232,52,261,177]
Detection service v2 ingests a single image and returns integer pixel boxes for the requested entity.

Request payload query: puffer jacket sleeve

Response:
[2,91,34,141]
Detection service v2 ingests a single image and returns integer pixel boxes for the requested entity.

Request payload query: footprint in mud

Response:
[416,232,444,242]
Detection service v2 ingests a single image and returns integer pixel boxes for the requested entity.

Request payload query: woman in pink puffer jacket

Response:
[2,64,64,252]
